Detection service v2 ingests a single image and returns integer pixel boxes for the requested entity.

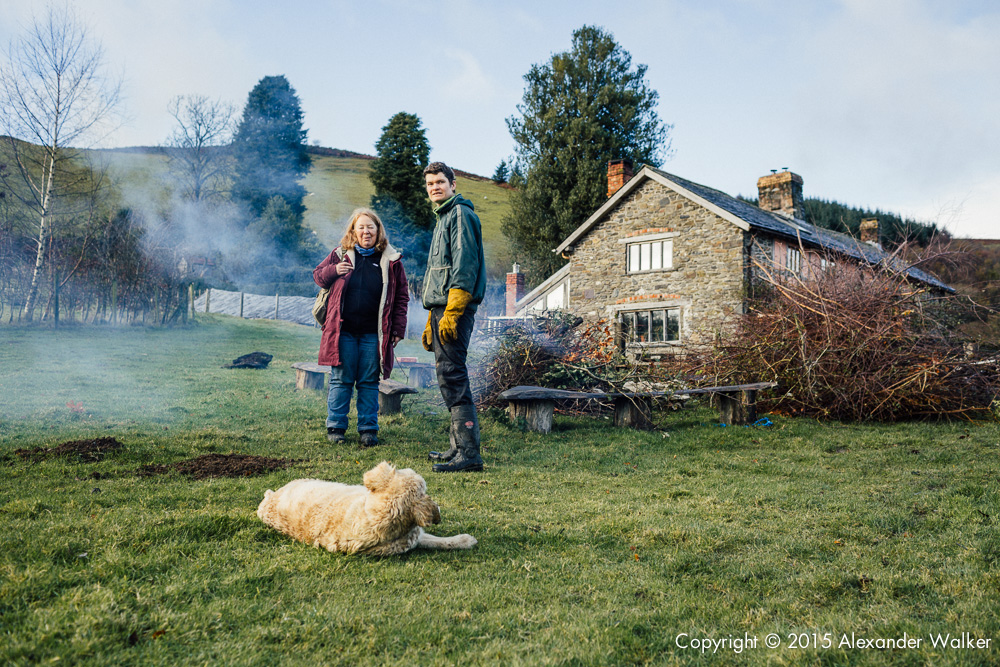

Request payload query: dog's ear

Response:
[363,461,396,492]
[413,497,441,527]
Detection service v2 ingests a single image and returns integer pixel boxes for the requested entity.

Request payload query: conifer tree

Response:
[230,75,310,220]
[369,112,434,230]
[502,25,670,279]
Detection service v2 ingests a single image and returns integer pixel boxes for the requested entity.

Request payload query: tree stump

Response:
[508,399,555,434]
[291,362,330,390]
[717,389,757,425]
[613,396,654,430]
[378,379,418,415]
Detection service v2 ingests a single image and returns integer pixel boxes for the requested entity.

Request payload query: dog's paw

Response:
[454,533,477,549]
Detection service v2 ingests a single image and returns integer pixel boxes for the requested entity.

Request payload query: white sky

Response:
[2,0,998,238]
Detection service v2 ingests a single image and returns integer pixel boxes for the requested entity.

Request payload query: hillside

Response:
[94,146,516,279]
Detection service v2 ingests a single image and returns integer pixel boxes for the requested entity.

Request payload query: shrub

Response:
[474,312,685,409]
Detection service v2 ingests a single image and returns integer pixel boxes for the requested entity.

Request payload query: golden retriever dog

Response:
[256,461,477,556]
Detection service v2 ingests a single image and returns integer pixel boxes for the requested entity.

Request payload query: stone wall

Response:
[567,179,747,350]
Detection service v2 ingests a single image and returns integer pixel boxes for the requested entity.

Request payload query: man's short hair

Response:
[423,161,455,184]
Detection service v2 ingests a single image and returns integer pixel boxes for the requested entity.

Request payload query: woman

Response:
[313,208,408,446]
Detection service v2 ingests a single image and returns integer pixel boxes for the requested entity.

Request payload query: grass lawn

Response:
[1,317,998,666]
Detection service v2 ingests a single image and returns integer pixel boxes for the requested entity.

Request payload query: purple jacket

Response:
[313,244,409,378]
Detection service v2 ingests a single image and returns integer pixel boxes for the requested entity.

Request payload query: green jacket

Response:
[422,194,487,309]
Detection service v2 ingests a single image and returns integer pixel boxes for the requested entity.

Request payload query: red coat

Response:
[313,244,409,378]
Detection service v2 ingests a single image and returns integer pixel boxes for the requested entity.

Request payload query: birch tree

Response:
[0,4,121,321]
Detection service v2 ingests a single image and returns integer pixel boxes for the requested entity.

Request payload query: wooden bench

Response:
[293,363,418,414]
[291,362,330,390]
[498,382,777,433]
[396,359,436,388]
[378,379,418,414]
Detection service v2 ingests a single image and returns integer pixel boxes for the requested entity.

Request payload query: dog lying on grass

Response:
[257,461,477,556]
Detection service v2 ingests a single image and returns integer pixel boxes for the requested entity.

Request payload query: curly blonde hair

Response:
[339,208,388,253]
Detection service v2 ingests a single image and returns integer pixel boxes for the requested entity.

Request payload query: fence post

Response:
[205,288,211,314]
[274,293,279,320]
[188,284,195,321]
[239,292,244,318]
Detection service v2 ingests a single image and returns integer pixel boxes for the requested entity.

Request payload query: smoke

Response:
[115,167,323,296]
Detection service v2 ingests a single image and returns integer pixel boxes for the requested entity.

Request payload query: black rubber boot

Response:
[327,428,346,443]
[428,409,459,461]
[359,431,380,447]
[433,405,483,473]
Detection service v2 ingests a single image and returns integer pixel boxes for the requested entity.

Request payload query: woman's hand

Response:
[391,335,403,347]
[335,258,352,275]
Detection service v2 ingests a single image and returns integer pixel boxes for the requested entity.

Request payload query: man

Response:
[421,162,487,472]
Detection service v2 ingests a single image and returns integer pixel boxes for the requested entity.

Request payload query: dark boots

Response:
[428,416,458,462]
[432,404,483,473]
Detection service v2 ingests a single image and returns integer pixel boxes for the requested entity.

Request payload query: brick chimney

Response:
[506,263,525,316]
[860,218,880,248]
[607,159,634,198]
[757,170,805,220]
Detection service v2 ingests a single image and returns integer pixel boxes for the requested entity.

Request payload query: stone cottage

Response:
[505,161,950,356]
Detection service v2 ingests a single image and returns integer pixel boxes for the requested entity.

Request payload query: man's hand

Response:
[439,289,472,344]
[422,312,433,351]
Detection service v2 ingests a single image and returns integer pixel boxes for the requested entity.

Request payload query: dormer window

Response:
[627,239,673,273]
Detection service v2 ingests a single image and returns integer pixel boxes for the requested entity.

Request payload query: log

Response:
[717,389,757,425]
[507,399,555,434]
[378,379,418,415]
[291,362,330,391]
[397,361,436,388]
[614,396,654,430]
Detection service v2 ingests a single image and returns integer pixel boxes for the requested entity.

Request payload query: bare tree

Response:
[165,94,235,202]
[0,4,121,321]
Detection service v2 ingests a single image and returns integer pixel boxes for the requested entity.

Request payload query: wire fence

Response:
[193,288,318,327]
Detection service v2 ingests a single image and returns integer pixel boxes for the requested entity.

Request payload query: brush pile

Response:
[693,255,999,421]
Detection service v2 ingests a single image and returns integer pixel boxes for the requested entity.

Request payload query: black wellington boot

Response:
[428,411,459,462]
[432,404,483,473]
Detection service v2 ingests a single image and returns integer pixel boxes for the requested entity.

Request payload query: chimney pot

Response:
[506,264,525,316]
[607,159,634,198]
[860,218,880,247]
[757,170,805,220]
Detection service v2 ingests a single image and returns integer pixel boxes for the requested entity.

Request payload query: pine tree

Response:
[369,112,434,230]
[230,75,310,220]
[492,160,509,184]
[502,25,670,279]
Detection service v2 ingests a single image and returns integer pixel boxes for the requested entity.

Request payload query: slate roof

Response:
[554,166,952,292]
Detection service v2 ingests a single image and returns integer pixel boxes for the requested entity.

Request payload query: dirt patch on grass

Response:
[16,437,124,463]
[137,453,300,480]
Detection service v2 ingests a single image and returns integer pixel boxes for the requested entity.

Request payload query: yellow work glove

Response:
[439,288,473,344]
[422,312,433,351]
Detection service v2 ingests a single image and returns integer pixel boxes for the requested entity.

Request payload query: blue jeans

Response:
[327,332,380,432]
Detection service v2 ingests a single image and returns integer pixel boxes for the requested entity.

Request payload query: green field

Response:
[1,318,998,665]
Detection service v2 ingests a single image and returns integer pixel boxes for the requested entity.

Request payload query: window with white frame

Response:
[619,308,681,344]
[786,247,802,274]
[627,239,673,273]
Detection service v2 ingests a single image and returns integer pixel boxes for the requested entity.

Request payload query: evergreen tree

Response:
[492,160,509,184]
[802,198,942,247]
[369,112,434,230]
[230,75,310,220]
[248,195,301,254]
[502,25,671,279]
